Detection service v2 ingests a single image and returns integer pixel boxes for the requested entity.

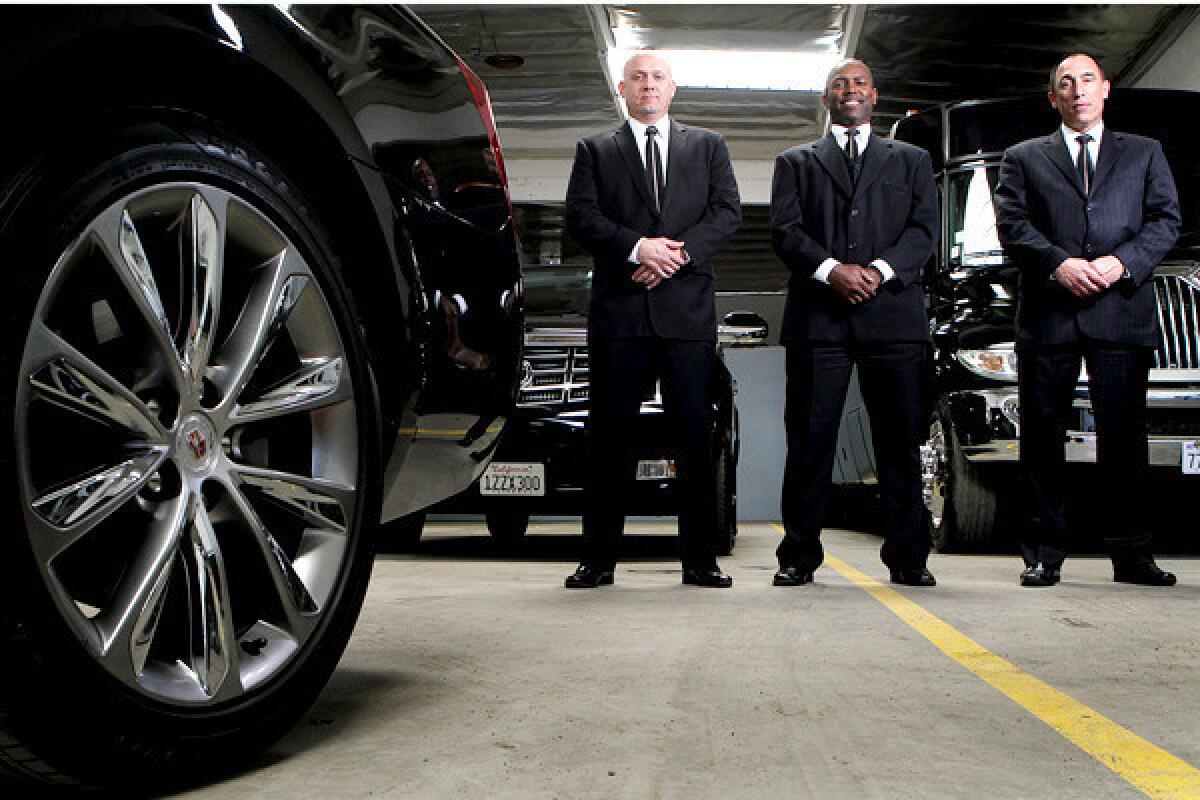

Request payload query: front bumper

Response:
[946,385,1200,469]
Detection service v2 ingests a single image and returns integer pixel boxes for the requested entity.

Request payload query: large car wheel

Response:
[0,122,379,788]
[486,509,529,545]
[714,432,738,557]
[921,400,998,552]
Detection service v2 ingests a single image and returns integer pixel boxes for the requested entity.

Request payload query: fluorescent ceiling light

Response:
[606,48,839,93]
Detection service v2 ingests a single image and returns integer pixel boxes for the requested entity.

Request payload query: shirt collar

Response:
[1061,121,1104,149]
[831,123,871,151]
[628,115,670,140]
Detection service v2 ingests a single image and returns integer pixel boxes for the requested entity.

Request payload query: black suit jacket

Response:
[565,120,741,341]
[994,129,1181,348]
[771,133,938,345]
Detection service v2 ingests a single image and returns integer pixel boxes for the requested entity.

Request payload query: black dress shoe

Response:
[772,566,814,587]
[1020,563,1061,587]
[889,566,936,587]
[1113,562,1177,586]
[564,564,614,589]
[682,566,732,588]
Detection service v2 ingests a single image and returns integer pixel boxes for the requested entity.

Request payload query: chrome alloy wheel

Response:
[16,184,358,706]
[920,415,948,530]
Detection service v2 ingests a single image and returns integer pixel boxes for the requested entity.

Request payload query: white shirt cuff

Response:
[870,259,895,283]
[814,257,838,284]
[629,238,644,264]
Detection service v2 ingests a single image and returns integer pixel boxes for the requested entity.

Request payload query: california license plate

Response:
[1183,441,1200,474]
[480,463,545,496]
[636,459,677,480]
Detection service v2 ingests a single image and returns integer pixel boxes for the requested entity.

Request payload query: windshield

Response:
[947,161,1200,268]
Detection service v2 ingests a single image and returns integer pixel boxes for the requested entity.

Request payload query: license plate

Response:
[480,463,545,496]
[1184,441,1200,474]
[636,459,677,480]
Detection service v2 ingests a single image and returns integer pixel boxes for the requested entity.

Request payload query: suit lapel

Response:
[660,120,687,217]
[813,133,853,198]
[1040,132,1085,198]
[1090,128,1122,195]
[855,135,892,195]
[614,123,657,212]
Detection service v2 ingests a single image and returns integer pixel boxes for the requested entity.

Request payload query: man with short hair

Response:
[563,52,741,589]
[994,52,1181,587]
[770,59,939,587]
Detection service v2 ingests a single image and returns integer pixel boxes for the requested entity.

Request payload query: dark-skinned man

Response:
[994,52,1181,587]
[770,59,939,588]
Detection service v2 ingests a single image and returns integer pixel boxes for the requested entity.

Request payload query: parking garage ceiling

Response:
[413,3,1192,161]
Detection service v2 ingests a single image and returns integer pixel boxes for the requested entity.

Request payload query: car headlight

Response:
[955,345,1018,381]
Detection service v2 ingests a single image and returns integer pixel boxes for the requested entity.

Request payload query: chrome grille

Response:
[518,327,659,408]
[518,328,589,408]
[1153,272,1200,369]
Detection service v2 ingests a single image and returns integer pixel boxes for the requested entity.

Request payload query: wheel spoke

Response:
[220,474,319,633]
[87,205,185,391]
[181,192,226,393]
[229,356,349,425]
[29,450,169,563]
[182,500,239,698]
[25,321,168,440]
[212,252,310,412]
[95,491,189,662]
[232,464,353,534]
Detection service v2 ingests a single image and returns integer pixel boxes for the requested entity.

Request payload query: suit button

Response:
[848,243,857,250]
[1085,243,1093,252]
[1086,205,1094,212]
[851,209,860,217]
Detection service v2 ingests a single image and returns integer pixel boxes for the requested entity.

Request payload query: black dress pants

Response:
[1017,340,1153,569]
[778,341,931,572]
[582,336,717,570]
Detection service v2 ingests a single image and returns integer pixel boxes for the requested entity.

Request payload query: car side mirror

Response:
[718,311,768,346]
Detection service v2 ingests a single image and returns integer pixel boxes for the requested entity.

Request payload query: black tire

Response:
[0,117,380,789]
[714,433,738,556]
[924,400,999,552]
[485,509,530,545]
[390,510,428,550]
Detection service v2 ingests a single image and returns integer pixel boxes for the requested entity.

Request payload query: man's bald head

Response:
[620,51,677,123]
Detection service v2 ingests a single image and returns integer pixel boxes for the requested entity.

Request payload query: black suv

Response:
[892,91,1200,551]
[407,204,767,556]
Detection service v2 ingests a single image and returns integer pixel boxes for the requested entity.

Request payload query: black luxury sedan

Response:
[0,6,522,787]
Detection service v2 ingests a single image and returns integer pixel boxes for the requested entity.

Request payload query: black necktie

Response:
[1076,133,1095,194]
[645,125,663,212]
[845,128,861,180]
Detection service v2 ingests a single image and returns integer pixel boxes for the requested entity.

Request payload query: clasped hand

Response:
[1053,256,1125,298]
[829,263,882,305]
[632,237,686,289]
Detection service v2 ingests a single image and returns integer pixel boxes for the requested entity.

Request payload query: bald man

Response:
[564,52,741,588]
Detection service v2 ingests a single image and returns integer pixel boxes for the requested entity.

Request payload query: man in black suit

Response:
[994,53,1181,587]
[562,52,741,589]
[770,59,939,588]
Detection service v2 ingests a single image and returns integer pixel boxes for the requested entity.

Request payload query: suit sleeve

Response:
[770,152,830,278]
[671,134,741,276]
[994,147,1071,280]
[564,139,644,264]
[1112,140,1182,287]
[874,149,938,289]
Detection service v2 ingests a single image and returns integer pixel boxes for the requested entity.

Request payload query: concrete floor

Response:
[179,522,1200,799]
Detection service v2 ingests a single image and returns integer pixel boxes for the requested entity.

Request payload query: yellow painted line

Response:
[769,525,1200,798]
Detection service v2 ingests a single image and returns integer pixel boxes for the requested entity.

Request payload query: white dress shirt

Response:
[814,124,896,285]
[627,115,671,264]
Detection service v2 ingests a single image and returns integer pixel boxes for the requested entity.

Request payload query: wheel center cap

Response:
[177,413,219,475]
